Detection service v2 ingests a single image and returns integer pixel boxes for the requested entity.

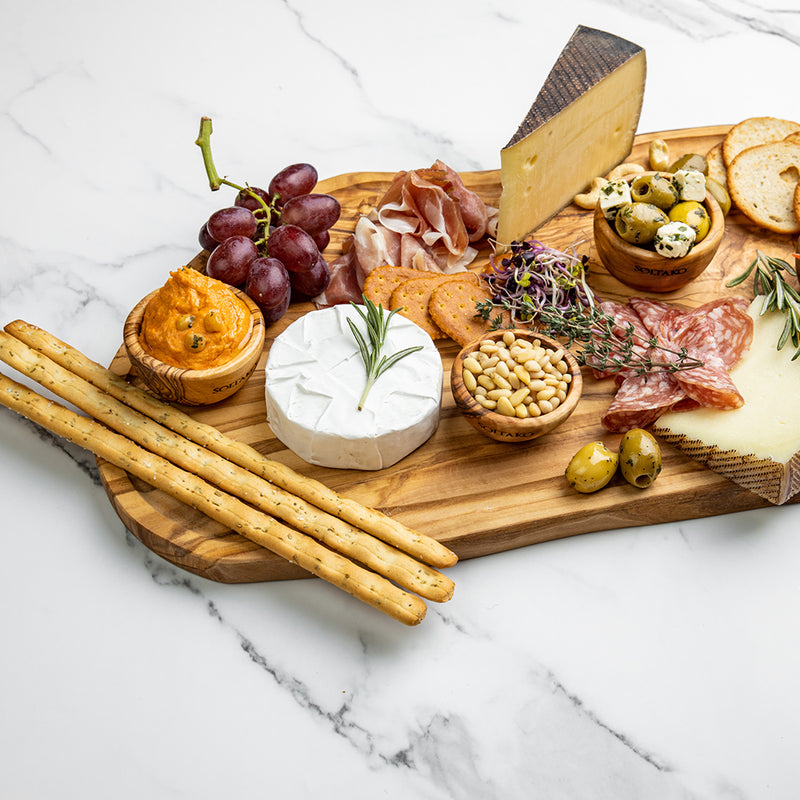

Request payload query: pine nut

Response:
[496,396,516,416]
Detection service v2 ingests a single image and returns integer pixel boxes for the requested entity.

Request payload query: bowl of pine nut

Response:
[450,329,583,442]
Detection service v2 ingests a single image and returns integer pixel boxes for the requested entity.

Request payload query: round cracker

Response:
[429,278,510,347]
[728,141,800,234]
[723,116,800,167]
[362,265,420,309]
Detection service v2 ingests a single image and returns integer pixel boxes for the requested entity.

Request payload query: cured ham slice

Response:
[312,160,497,308]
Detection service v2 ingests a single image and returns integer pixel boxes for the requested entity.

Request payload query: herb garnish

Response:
[537,305,704,377]
[726,250,800,360]
[348,296,423,411]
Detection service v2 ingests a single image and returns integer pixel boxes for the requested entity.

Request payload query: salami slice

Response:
[629,297,673,337]
[602,370,686,432]
[590,300,652,380]
[672,298,753,369]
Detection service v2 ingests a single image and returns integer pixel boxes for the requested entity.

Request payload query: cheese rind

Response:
[264,306,443,471]
[654,300,800,504]
[497,25,646,246]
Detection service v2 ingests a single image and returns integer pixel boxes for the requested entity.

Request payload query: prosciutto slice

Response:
[312,160,497,308]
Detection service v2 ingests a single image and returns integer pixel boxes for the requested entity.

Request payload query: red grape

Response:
[206,235,258,286]
[312,230,330,252]
[199,223,218,252]
[234,186,274,214]
[281,193,340,236]
[269,163,318,204]
[207,206,258,241]
[261,287,291,324]
[290,253,330,299]
[246,257,291,311]
[267,224,319,273]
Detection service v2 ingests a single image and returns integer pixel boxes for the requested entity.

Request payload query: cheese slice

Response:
[264,305,443,471]
[496,25,646,246]
[654,300,800,505]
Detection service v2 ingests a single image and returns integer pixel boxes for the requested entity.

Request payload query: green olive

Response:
[669,153,708,175]
[565,441,619,493]
[619,428,662,489]
[706,176,731,216]
[668,200,710,242]
[630,173,679,210]
[614,202,669,245]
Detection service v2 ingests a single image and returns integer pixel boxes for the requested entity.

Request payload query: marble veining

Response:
[2,1,800,798]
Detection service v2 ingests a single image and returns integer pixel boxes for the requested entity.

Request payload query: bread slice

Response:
[727,141,800,233]
[705,142,727,187]
[785,131,800,146]
[722,116,800,167]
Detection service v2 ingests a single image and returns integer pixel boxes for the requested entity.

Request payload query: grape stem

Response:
[195,116,274,226]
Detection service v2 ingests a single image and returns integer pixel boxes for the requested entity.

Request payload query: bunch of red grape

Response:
[199,162,340,323]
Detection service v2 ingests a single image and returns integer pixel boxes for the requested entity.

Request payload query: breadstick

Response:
[5,320,457,568]
[0,370,427,626]
[0,331,453,603]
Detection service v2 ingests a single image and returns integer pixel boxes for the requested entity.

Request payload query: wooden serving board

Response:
[97,125,800,583]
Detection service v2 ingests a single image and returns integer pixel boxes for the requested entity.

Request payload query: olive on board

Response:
[669,153,708,175]
[565,441,619,493]
[706,176,732,216]
[614,202,669,245]
[668,200,711,242]
[630,173,679,210]
[619,428,662,489]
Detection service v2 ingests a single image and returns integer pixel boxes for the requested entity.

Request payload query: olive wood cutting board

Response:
[97,125,800,583]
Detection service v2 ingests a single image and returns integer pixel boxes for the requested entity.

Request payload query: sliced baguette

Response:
[722,116,800,167]
[727,141,800,234]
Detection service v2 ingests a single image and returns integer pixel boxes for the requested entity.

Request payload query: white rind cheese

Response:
[497,25,646,246]
[654,299,800,504]
[264,305,443,471]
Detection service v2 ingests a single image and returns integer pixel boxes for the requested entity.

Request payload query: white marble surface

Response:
[2,1,800,798]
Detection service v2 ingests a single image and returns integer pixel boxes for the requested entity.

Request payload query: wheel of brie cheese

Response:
[264,305,443,470]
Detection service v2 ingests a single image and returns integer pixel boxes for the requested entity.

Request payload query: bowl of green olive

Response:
[593,170,725,293]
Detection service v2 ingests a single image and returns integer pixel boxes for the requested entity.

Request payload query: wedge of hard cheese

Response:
[654,299,800,505]
[496,25,646,246]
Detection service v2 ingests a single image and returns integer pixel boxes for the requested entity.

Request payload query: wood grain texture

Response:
[97,125,800,583]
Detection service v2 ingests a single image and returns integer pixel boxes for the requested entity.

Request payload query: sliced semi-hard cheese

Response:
[497,25,646,246]
[264,305,443,471]
[654,300,800,505]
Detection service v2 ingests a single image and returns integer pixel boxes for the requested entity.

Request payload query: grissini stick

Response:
[0,331,453,603]
[0,371,427,626]
[5,320,457,570]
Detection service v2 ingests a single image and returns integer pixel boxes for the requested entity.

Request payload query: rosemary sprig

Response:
[537,305,704,377]
[726,250,800,360]
[348,296,423,411]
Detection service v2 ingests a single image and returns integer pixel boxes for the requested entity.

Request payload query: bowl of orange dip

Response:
[124,267,265,405]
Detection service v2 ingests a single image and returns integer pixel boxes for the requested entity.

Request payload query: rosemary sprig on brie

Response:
[348,296,423,410]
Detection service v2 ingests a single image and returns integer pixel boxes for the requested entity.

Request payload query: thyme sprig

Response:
[726,250,800,360]
[348,296,423,411]
[537,305,704,377]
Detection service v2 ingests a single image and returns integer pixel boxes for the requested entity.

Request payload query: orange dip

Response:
[140,268,251,369]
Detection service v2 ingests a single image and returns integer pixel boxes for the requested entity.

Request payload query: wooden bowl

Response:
[593,172,725,293]
[123,287,265,406]
[451,329,583,443]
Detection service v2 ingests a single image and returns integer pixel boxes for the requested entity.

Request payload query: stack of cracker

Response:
[706,116,800,234]
[363,266,510,347]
